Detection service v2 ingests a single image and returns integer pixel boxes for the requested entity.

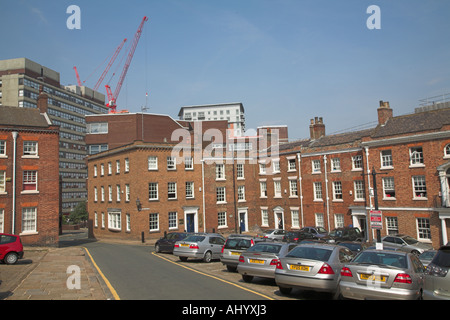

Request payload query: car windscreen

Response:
[286,246,332,262]
[182,235,205,243]
[339,243,362,252]
[402,236,419,245]
[247,244,282,254]
[353,252,407,268]
[224,238,252,250]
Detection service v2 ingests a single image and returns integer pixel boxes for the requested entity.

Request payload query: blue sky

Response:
[1,0,450,140]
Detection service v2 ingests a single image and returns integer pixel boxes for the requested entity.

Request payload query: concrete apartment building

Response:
[0,58,108,215]
[0,95,60,246]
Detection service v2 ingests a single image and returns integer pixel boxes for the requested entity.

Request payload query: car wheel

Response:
[155,244,161,253]
[179,257,188,262]
[242,275,253,283]
[4,252,18,265]
[226,265,237,272]
[279,286,292,295]
[203,251,212,263]
[411,250,420,256]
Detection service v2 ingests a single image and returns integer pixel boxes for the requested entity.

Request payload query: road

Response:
[83,241,269,300]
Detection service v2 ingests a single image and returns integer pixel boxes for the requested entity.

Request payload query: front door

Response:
[186,214,195,233]
[239,210,248,233]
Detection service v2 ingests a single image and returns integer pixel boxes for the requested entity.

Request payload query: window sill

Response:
[21,190,39,195]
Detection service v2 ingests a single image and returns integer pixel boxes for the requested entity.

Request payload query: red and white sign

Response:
[370,210,383,229]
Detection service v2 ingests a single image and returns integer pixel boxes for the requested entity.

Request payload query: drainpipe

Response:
[364,146,373,242]
[11,131,18,235]
[201,159,206,232]
[323,155,330,232]
[297,153,304,228]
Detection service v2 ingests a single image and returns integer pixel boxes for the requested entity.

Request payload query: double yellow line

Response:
[84,247,273,301]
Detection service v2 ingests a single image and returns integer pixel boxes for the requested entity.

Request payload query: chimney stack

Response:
[37,85,48,114]
[309,117,325,140]
[377,100,393,125]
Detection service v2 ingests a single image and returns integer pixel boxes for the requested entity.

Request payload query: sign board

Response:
[370,210,383,229]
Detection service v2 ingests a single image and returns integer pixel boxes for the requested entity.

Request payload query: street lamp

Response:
[136,197,142,212]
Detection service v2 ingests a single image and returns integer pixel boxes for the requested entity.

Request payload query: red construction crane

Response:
[73,66,82,86]
[93,38,127,91]
[106,16,148,113]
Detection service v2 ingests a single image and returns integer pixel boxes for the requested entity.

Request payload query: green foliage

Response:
[68,201,88,224]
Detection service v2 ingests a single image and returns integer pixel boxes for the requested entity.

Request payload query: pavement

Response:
[0,229,155,300]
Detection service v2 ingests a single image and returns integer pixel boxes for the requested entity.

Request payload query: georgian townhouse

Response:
[361,101,450,247]
[0,91,60,246]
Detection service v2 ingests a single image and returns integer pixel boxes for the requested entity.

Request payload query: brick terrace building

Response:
[0,92,60,246]
[86,101,450,249]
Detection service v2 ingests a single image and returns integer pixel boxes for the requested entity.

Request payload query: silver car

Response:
[381,234,432,255]
[258,229,286,241]
[419,250,437,268]
[275,243,354,298]
[339,249,425,300]
[237,242,298,283]
[423,245,450,300]
[173,233,225,263]
[220,235,260,272]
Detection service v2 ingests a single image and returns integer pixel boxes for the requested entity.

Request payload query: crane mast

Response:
[106,16,148,113]
[93,38,127,91]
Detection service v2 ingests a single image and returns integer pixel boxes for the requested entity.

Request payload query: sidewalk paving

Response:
[5,246,111,300]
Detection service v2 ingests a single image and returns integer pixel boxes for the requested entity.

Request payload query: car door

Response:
[210,237,224,258]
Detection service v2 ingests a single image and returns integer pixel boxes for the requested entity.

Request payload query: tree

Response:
[69,201,88,224]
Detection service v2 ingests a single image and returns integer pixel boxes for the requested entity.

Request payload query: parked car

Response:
[275,243,354,299]
[340,249,425,300]
[381,234,433,255]
[423,245,450,300]
[237,242,298,283]
[155,232,191,253]
[220,235,261,272]
[282,230,315,243]
[0,233,24,265]
[299,226,329,239]
[326,227,364,243]
[338,241,370,254]
[173,233,225,263]
[257,229,286,241]
[419,250,437,268]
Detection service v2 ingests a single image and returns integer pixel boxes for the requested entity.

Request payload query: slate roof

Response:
[0,106,50,128]
[371,107,450,138]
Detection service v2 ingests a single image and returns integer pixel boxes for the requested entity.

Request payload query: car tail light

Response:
[293,238,299,241]
[221,245,225,253]
[275,260,283,270]
[394,273,412,284]
[250,239,254,246]
[318,263,334,275]
[239,255,245,263]
[270,258,280,266]
[340,267,353,277]
[189,244,199,249]
[174,244,179,248]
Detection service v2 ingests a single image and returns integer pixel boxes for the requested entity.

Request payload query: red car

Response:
[0,233,24,264]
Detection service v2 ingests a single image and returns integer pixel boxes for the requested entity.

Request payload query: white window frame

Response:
[216,186,226,203]
[23,141,38,157]
[260,181,267,198]
[410,147,424,167]
[167,156,176,170]
[314,182,322,201]
[218,211,227,228]
[354,180,365,201]
[331,158,341,172]
[238,185,245,201]
[274,180,282,198]
[168,182,177,200]
[289,179,298,197]
[21,207,37,234]
[412,175,427,199]
[148,156,158,170]
[169,212,178,229]
[312,159,321,173]
[380,150,393,169]
[108,211,121,231]
[261,208,269,227]
[148,182,159,201]
[149,213,159,232]
[332,181,343,200]
[216,164,225,180]
[382,177,396,199]
[185,181,194,199]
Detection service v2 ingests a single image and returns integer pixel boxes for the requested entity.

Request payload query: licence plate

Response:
[249,259,265,264]
[180,243,189,247]
[230,251,240,256]
[289,265,310,271]
[360,273,386,282]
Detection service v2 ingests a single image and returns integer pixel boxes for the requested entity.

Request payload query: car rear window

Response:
[431,247,450,268]
[183,235,205,243]
[354,252,407,268]
[225,238,252,250]
[286,246,332,262]
[0,235,17,244]
[247,244,282,254]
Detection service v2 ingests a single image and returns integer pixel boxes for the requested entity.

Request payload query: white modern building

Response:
[178,102,245,136]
